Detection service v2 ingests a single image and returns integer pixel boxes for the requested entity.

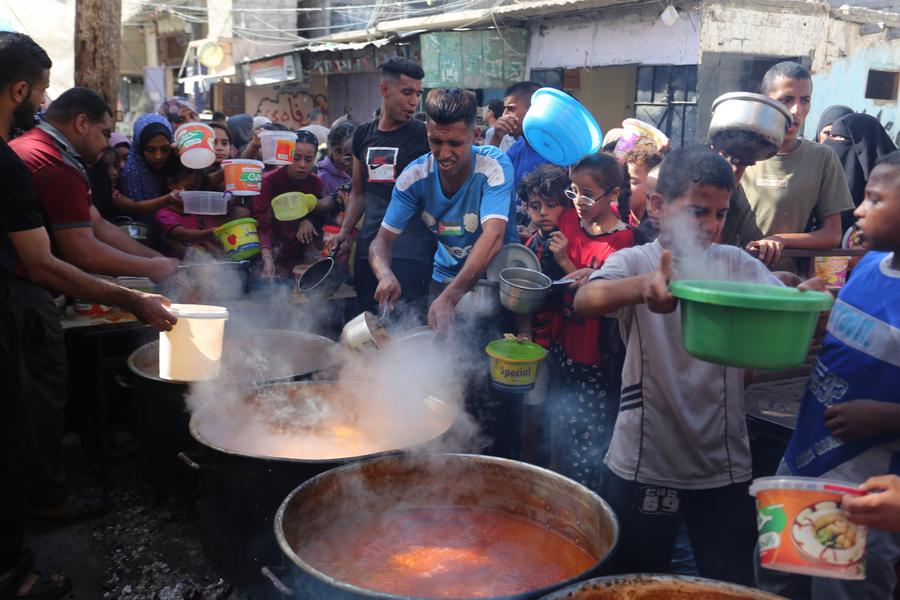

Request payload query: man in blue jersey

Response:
[369,87,516,332]
[759,150,900,599]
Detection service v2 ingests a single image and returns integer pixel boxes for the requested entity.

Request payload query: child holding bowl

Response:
[574,147,822,586]
[761,150,900,600]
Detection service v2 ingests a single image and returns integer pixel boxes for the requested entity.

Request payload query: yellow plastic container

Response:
[485,338,547,392]
[272,192,317,222]
[159,304,228,381]
[214,218,261,261]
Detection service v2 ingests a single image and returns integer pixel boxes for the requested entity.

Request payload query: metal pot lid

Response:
[711,92,792,123]
[486,243,540,281]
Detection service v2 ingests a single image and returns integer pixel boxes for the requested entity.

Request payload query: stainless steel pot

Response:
[456,279,502,317]
[708,92,792,163]
[499,267,551,314]
[540,574,787,599]
[271,453,619,599]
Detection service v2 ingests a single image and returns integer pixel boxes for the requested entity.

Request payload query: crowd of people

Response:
[1,28,898,600]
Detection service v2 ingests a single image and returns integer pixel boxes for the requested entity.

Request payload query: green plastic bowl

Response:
[670,280,834,369]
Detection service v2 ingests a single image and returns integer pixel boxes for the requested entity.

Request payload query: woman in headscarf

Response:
[116,113,182,221]
[815,105,854,143]
[824,113,897,229]
[158,96,199,128]
[227,113,253,154]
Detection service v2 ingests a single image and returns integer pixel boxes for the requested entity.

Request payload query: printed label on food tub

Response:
[275,139,294,163]
[490,360,539,391]
[755,489,866,579]
[178,130,205,149]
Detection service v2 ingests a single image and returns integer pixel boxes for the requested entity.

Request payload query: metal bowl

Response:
[499,267,551,314]
[708,92,792,163]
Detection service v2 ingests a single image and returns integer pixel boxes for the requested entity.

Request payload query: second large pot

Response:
[185,381,459,590]
[121,330,340,496]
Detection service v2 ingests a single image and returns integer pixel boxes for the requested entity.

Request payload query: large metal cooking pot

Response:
[708,92,792,163]
[456,279,502,317]
[182,381,459,591]
[540,574,787,599]
[269,453,618,600]
[119,331,339,496]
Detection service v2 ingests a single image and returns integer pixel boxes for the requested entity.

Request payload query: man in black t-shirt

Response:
[334,57,435,321]
[0,33,175,599]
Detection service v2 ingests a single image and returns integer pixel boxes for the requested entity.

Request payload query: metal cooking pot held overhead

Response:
[708,92,792,163]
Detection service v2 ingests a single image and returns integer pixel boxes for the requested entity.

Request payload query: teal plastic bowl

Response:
[670,280,834,369]
[523,88,602,166]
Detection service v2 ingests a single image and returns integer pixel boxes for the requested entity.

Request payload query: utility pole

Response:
[74,0,122,113]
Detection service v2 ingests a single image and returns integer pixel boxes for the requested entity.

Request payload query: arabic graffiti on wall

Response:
[254,91,328,129]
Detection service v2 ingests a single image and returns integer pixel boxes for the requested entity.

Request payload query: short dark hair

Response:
[571,152,625,190]
[486,99,504,120]
[327,122,356,148]
[212,111,227,121]
[504,81,541,103]
[0,32,52,91]
[875,149,900,169]
[623,147,664,170]
[380,56,424,81]
[425,88,477,127]
[209,121,230,141]
[760,61,811,95]
[45,87,112,124]
[518,164,571,207]
[656,146,735,203]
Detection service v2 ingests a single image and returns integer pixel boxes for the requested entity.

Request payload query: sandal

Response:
[0,549,34,600]
[11,572,71,600]
[30,493,113,532]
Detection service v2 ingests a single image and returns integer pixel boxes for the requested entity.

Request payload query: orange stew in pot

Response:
[301,506,596,598]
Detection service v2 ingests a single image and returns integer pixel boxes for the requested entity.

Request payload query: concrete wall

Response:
[244,74,328,127]
[525,4,700,71]
[808,23,900,146]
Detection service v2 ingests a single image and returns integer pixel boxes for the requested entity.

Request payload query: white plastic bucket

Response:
[159,304,229,381]
[259,130,297,165]
[174,123,216,169]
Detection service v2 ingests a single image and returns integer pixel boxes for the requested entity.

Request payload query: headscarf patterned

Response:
[120,113,172,201]
[158,96,198,126]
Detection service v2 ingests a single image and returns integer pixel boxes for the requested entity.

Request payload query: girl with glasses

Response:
[545,152,635,492]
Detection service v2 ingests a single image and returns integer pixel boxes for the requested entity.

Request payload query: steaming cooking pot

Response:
[540,574,787,599]
[180,381,458,591]
[267,453,619,599]
[118,331,339,495]
[708,92,792,163]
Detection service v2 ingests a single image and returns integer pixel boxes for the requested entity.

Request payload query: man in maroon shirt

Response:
[11,87,178,283]
[0,33,175,599]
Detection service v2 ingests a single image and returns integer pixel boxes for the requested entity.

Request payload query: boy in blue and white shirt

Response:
[760,151,900,600]
[369,88,517,332]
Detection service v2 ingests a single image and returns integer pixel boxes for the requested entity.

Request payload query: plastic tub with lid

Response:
[750,476,867,580]
[180,191,231,215]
